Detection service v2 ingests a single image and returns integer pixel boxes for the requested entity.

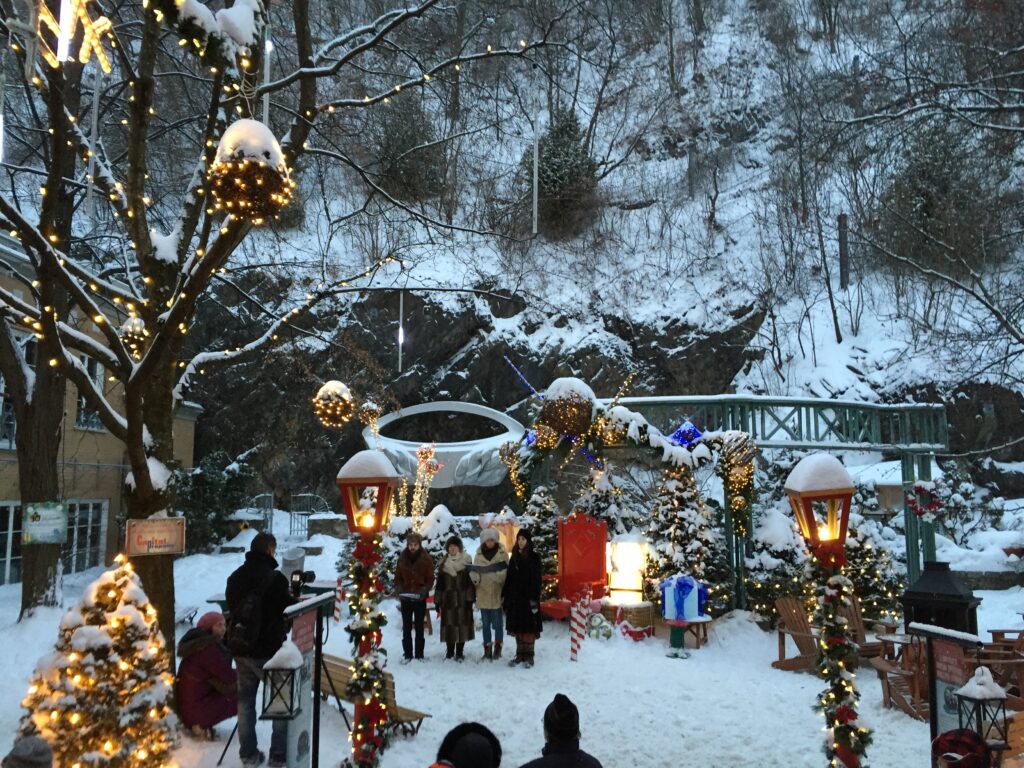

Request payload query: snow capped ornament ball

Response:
[209,118,296,224]
[314,380,355,428]
[535,377,596,444]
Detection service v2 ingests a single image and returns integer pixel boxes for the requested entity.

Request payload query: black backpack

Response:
[225,568,278,657]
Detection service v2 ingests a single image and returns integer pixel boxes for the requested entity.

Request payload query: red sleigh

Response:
[540,514,607,620]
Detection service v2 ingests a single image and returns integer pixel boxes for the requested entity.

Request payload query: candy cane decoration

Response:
[570,592,584,661]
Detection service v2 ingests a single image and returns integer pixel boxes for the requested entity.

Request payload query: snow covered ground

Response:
[1,523,1021,767]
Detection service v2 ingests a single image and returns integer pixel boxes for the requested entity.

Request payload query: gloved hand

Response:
[530,601,540,615]
[470,572,481,586]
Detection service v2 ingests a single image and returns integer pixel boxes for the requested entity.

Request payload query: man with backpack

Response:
[225,532,295,767]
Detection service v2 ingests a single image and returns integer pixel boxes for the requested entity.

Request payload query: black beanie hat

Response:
[516,528,533,545]
[436,722,502,768]
[544,693,579,742]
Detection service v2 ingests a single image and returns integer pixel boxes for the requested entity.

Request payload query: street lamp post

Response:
[785,454,871,768]
[337,450,400,766]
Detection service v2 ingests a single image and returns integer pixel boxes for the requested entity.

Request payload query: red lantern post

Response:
[785,454,871,768]
[337,450,400,766]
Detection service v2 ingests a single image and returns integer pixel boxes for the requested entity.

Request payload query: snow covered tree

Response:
[520,485,560,599]
[174,450,255,553]
[645,465,731,614]
[0,0,561,648]
[19,555,175,767]
[418,504,461,564]
[571,466,640,536]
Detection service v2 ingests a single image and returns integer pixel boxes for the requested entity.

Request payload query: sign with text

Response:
[22,502,67,545]
[125,518,185,557]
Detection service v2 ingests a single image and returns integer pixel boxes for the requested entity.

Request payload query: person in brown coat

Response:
[435,535,475,661]
[394,532,435,663]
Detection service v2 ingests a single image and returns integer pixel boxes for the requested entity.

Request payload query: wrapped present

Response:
[660,574,708,621]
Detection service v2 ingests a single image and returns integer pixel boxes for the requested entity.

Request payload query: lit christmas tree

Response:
[19,554,176,767]
[520,485,560,599]
[645,465,731,614]
[571,466,640,536]
[844,515,904,626]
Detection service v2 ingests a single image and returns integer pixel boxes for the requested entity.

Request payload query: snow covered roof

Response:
[545,377,596,401]
[784,454,853,494]
[336,450,400,481]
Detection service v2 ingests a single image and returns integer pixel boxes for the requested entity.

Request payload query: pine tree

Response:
[844,516,904,626]
[645,465,731,614]
[521,485,560,599]
[19,556,175,767]
[418,504,461,563]
[572,467,641,536]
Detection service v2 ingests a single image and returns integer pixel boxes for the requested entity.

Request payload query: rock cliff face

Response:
[194,289,766,510]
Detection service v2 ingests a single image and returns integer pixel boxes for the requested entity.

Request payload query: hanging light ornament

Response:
[313,380,355,428]
[357,400,382,439]
[119,315,148,360]
[534,377,595,448]
[208,118,296,225]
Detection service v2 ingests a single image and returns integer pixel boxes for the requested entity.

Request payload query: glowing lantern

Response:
[336,450,400,534]
[784,453,854,556]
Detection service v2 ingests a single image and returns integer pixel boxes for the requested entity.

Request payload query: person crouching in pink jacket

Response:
[176,611,238,739]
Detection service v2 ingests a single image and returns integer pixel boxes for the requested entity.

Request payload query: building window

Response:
[75,357,104,431]
[0,337,36,450]
[0,502,22,585]
[62,501,107,575]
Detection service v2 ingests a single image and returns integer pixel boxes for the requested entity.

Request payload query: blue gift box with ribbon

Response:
[660,574,708,620]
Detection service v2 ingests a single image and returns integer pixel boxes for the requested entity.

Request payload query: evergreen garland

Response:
[813,565,873,768]
[343,535,391,766]
[19,556,176,767]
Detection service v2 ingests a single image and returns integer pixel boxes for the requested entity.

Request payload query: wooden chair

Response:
[773,597,818,671]
[319,654,431,736]
[868,636,929,721]
[1003,711,1024,768]
[838,594,898,663]
[966,634,1024,712]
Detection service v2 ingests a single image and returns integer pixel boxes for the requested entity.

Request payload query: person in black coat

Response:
[517,694,603,768]
[502,528,542,668]
[225,532,295,768]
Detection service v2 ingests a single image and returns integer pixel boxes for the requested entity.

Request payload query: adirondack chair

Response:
[968,630,1024,711]
[839,594,899,663]
[773,596,818,672]
[868,634,930,721]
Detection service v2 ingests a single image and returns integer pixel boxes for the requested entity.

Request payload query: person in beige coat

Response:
[470,527,509,660]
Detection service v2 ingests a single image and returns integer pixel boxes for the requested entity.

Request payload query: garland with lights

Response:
[812,558,872,768]
[410,444,443,522]
[344,534,391,766]
[19,554,176,768]
[313,380,356,428]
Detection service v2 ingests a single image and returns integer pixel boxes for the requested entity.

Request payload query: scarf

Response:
[443,550,472,577]
[480,543,500,561]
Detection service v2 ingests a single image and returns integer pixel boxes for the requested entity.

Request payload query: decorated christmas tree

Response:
[520,485,560,599]
[844,513,904,626]
[571,466,641,536]
[645,465,731,614]
[19,555,176,767]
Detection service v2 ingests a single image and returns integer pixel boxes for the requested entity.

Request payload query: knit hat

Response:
[197,611,224,631]
[480,528,499,544]
[544,693,579,742]
[932,729,990,768]
[2,735,53,768]
[436,722,502,768]
[516,528,533,545]
[406,532,423,545]
[445,535,464,552]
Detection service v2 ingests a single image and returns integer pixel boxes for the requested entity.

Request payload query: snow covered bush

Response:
[925,463,1004,546]
[19,556,176,767]
[418,504,462,563]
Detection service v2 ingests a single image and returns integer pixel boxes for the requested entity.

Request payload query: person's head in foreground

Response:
[431,722,501,768]
[543,693,580,744]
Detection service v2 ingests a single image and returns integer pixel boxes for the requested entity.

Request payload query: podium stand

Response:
[279,591,335,768]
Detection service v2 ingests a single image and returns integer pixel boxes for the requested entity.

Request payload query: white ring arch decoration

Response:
[362,401,526,488]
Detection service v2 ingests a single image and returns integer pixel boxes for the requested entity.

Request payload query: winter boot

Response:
[445,643,455,660]
[523,641,535,669]
[455,642,465,662]
[509,637,524,666]
[483,643,493,661]
[493,641,503,660]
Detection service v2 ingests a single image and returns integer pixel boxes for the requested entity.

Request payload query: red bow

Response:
[835,704,857,725]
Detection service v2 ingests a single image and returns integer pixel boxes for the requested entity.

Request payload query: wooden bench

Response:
[319,653,430,736]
